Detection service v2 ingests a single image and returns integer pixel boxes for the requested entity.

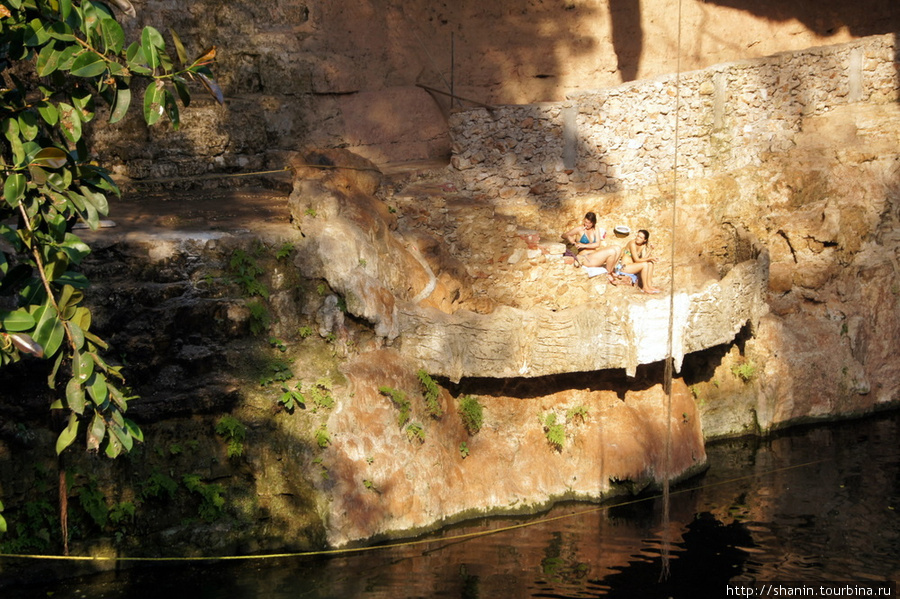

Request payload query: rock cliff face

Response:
[2,10,900,561]
[89,1,900,174]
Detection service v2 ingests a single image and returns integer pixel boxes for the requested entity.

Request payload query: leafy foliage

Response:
[228,248,269,299]
[417,369,443,418]
[731,359,757,383]
[0,499,55,553]
[308,377,334,410]
[315,423,330,448]
[138,468,177,501]
[379,385,411,427]
[0,1,222,459]
[405,421,425,443]
[182,474,225,522]
[215,415,246,458]
[458,395,483,435]
[458,441,469,459]
[542,412,565,451]
[566,405,588,424]
[278,381,303,412]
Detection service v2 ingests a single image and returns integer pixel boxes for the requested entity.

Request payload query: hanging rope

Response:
[660,0,685,582]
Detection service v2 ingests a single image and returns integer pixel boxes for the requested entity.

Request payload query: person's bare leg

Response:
[643,262,661,293]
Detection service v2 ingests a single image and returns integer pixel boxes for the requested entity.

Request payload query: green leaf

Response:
[66,320,84,349]
[56,412,79,454]
[87,372,109,407]
[80,185,109,217]
[140,26,164,69]
[56,44,80,70]
[71,90,95,123]
[111,421,134,452]
[3,174,26,208]
[58,102,83,143]
[17,117,36,147]
[157,48,173,74]
[0,308,36,331]
[48,351,64,387]
[169,28,188,66]
[60,232,92,264]
[70,305,92,331]
[79,164,120,195]
[59,0,74,21]
[53,271,90,288]
[99,18,125,54]
[125,42,152,75]
[33,303,65,359]
[87,412,106,452]
[3,118,25,165]
[142,80,164,126]
[72,348,94,381]
[124,418,143,443]
[172,76,191,107]
[37,101,60,126]
[163,90,180,129]
[24,18,51,47]
[31,147,68,169]
[104,432,122,458]
[109,85,131,124]
[66,378,86,415]
[70,51,107,77]
[58,284,83,315]
[43,250,70,282]
[47,20,76,42]
[36,44,63,76]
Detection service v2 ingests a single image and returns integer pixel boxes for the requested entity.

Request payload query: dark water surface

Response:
[4,412,899,598]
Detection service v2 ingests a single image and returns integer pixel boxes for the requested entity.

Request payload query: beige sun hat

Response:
[613,225,631,237]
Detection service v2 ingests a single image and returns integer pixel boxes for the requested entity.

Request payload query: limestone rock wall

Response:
[86,2,900,177]
[448,33,900,434]
[450,34,898,203]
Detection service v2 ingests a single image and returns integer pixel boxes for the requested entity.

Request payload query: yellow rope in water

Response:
[0,458,830,564]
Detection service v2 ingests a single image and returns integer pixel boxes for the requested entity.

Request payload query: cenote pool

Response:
[3,411,898,598]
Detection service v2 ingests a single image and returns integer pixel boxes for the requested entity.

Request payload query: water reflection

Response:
[4,412,898,598]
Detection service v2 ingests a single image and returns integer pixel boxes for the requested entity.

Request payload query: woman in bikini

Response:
[564,212,623,276]
[617,229,662,293]
[563,212,603,254]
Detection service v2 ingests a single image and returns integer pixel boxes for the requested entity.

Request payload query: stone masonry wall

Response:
[449,34,899,203]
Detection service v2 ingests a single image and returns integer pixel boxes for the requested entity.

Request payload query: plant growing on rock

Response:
[458,395,483,434]
[182,474,225,522]
[417,369,443,418]
[566,405,588,424]
[278,381,304,412]
[541,412,565,451]
[731,359,757,383]
[309,377,334,411]
[405,422,425,443]
[215,416,246,458]
[379,386,411,427]
[315,423,330,448]
[459,441,469,459]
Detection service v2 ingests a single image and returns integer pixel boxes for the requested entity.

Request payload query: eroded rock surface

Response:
[288,149,769,382]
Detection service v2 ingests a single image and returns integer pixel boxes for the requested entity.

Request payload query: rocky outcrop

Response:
[288,149,770,382]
